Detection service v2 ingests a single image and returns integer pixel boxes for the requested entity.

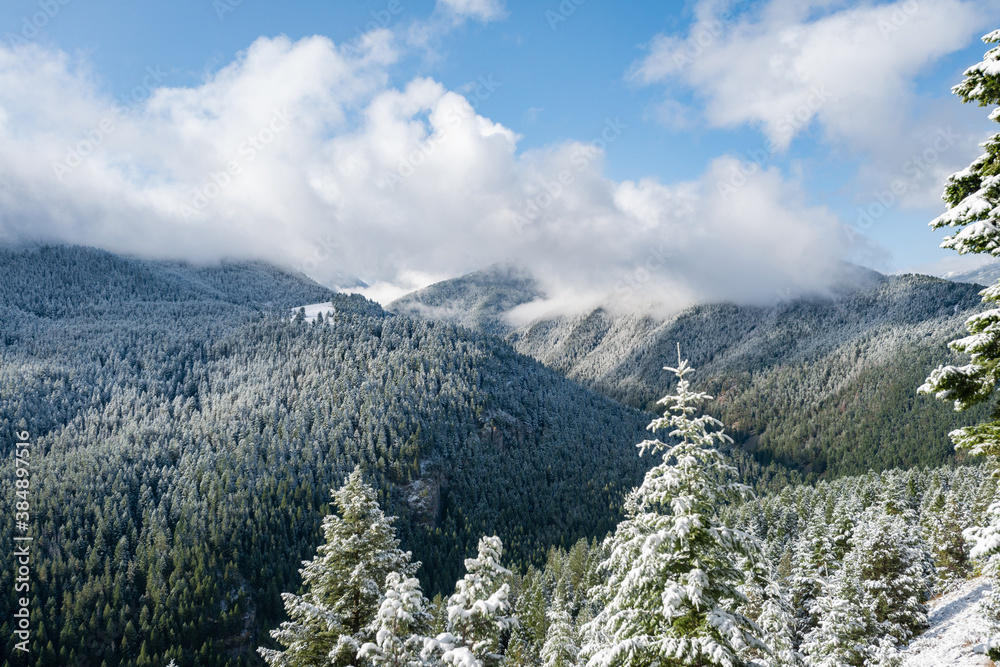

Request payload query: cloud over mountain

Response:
[0,30,856,314]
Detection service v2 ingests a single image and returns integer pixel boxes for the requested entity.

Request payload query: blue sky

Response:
[1,0,999,310]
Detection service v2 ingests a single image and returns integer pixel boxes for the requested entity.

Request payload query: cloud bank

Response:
[0,30,856,315]
[632,0,997,208]
[633,0,986,150]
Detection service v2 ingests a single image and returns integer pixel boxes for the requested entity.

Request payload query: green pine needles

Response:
[921,28,1000,459]
[259,468,418,667]
[581,345,771,667]
[920,27,1000,661]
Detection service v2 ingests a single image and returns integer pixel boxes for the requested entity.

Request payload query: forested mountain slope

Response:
[390,263,543,336]
[391,266,990,477]
[0,245,652,666]
[945,259,1000,286]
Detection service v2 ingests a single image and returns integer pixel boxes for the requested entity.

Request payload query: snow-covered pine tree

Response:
[790,504,839,641]
[837,511,931,649]
[540,595,579,667]
[918,27,1000,466]
[563,539,593,618]
[799,585,866,667]
[581,345,769,667]
[513,567,549,653]
[259,467,418,667]
[753,582,803,667]
[736,558,803,667]
[423,535,516,667]
[503,631,538,667]
[803,510,931,667]
[917,28,1000,660]
[357,572,434,667]
[922,489,971,592]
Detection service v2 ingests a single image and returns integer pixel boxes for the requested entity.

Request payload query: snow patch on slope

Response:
[901,577,993,667]
[290,302,336,323]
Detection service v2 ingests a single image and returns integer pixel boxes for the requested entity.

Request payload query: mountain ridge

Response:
[390,265,989,476]
[0,244,656,664]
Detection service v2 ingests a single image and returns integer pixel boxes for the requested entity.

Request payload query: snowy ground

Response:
[291,302,336,323]
[902,577,994,667]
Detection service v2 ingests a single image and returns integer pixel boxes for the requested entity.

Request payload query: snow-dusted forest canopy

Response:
[4,32,1000,665]
[257,367,998,667]
[0,245,660,664]
[0,241,996,666]
[393,264,991,477]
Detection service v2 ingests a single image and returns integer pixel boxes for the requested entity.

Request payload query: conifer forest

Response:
[3,5,1000,667]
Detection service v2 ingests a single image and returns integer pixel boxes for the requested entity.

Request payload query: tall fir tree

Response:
[423,536,516,667]
[799,588,866,667]
[917,27,1000,659]
[581,346,769,667]
[918,27,1000,472]
[919,30,1000,444]
[802,510,931,667]
[737,563,802,667]
[259,467,418,667]
[838,511,931,648]
[358,573,434,667]
[514,568,549,653]
[753,581,803,667]
[922,489,971,591]
[540,594,579,667]
[790,505,838,642]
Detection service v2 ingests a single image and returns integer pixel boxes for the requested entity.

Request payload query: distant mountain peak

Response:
[941,259,1000,286]
[388,262,543,335]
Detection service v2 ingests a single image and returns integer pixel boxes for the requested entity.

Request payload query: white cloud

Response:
[522,106,543,124]
[0,35,853,315]
[435,0,506,22]
[632,0,992,153]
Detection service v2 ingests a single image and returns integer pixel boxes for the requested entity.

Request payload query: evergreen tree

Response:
[503,631,539,667]
[802,511,930,667]
[358,573,433,667]
[799,587,865,667]
[737,566,802,667]
[514,569,549,652]
[423,536,516,667]
[923,489,971,591]
[753,582,803,667]
[259,467,418,667]
[838,512,930,648]
[539,595,578,667]
[581,346,768,667]
[917,28,1000,660]
[790,505,838,641]
[919,27,1000,459]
